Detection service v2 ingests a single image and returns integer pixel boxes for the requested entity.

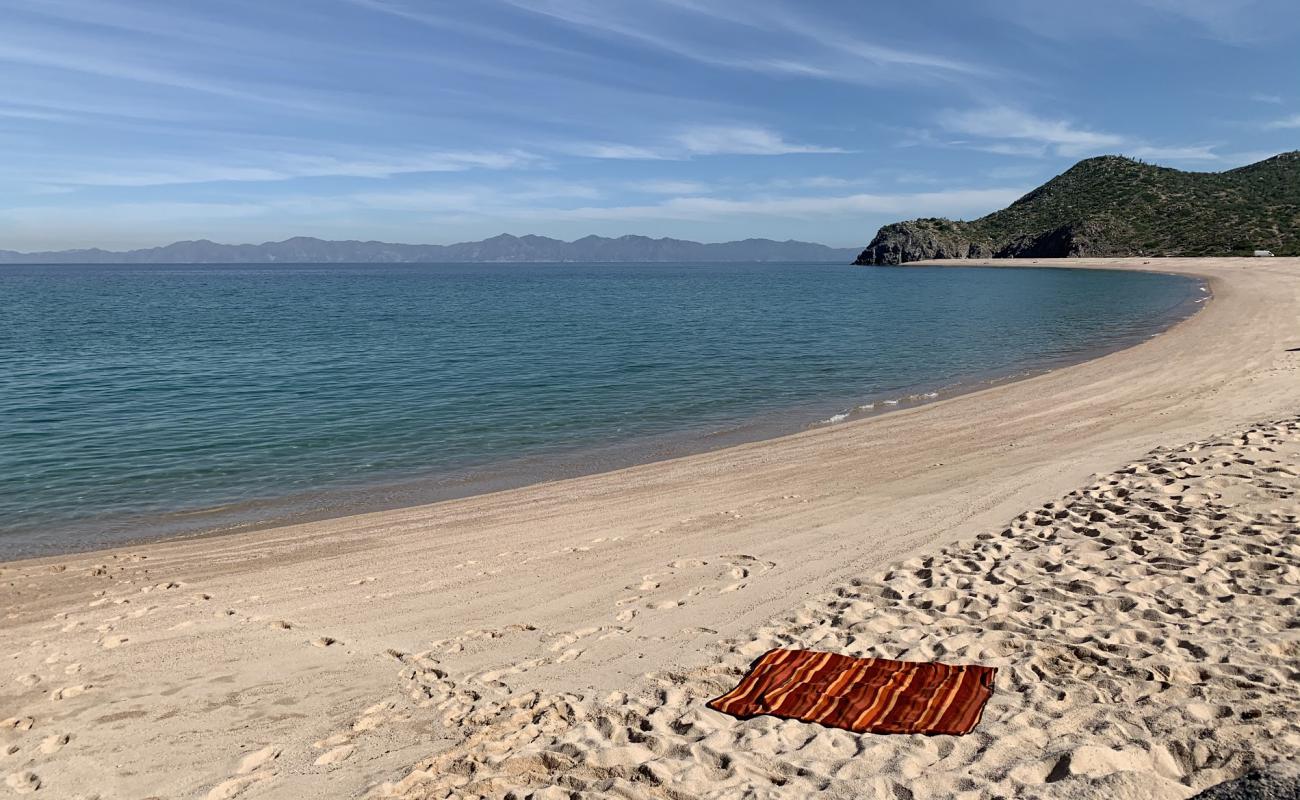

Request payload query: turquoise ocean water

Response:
[0,262,1201,558]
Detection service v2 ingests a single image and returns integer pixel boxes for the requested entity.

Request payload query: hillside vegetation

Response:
[856,151,1300,264]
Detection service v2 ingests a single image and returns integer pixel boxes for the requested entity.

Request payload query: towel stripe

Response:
[708,649,996,736]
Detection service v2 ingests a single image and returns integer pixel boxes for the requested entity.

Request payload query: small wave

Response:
[822,412,849,424]
[923,391,939,399]
[884,399,899,406]
[857,403,875,411]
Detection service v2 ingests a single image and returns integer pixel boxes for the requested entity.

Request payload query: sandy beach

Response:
[2,257,1298,799]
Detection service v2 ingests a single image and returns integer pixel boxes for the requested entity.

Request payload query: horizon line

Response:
[1,232,867,255]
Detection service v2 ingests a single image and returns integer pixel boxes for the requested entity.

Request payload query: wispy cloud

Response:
[515,187,1025,222]
[343,0,595,60]
[674,126,849,156]
[0,91,213,125]
[0,105,70,122]
[939,107,1125,157]
[989,0,1298,46]
[352,181,601,211]
[935,106,1226,163]
[753,5,991,77]
[561,142,679,161]
[9,0,305,53]
[1124,145,1222,161]
[758,175,863,190]
[1137,0,1272,44]
[968,142,1052,158]
[25,149,544,188]
[1,200,268,227]
[1251,92,1283,105]
[0,38,355,120]
[562,125,847,160]
[1265,113,1300,129]
[629,180,711,195]
[502,0,994,86]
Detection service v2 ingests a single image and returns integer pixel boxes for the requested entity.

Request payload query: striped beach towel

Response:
[708,648,996,735]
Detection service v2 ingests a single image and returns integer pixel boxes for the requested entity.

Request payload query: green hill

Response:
[855,151,1300,264]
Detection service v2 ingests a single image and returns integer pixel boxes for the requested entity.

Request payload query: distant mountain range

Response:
[0,234,861,264]
[856,151,1300,264]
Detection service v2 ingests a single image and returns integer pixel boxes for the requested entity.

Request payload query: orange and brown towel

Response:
[708,648,996,735]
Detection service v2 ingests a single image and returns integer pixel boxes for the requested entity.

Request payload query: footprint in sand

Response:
[237,746,280,774]
[206,772,272,800]
[39,734,69,754]
[143,581,183,593]
[668,559,709,569]
[101,634,129,649]
[720,554,776,583]
[314,744,355,766]
[554,648,585,663]
[546,626,626,654]
[5,772,40,794]
[51,684,90,701]
[352,700,402,733]
[313,732,351,750]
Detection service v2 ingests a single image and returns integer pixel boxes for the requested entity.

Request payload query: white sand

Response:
[379,416,1300,799]
[1,257,1298,800]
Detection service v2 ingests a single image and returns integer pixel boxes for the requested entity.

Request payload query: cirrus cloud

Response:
[562,125,848,161]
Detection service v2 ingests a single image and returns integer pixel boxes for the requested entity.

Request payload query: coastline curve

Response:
[1,257,1297,800]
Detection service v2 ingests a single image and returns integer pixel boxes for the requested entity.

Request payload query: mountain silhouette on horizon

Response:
[0,233,861,264]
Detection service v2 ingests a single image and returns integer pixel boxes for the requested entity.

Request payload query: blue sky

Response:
[1,0,1297,250]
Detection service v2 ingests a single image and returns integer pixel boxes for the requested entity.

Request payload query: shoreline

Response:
[1,265,1205,562]
[1,257,1296,800]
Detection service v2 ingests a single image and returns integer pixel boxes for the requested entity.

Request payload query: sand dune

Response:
[1,258,1298,799]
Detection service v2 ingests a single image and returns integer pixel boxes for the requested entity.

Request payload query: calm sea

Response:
[0,262,1201,559]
